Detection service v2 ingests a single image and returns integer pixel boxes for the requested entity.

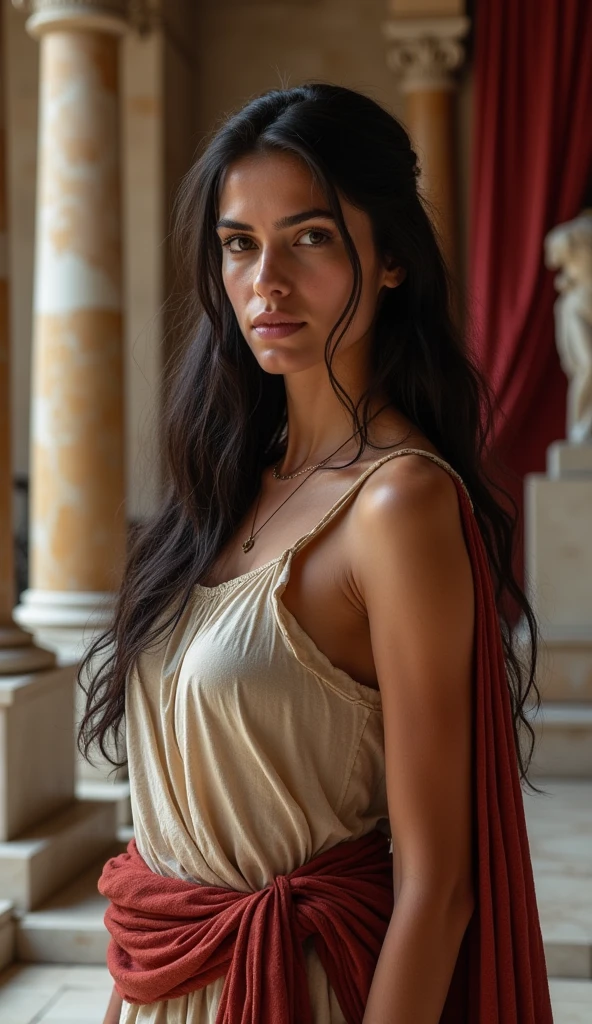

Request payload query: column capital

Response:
[382,15,470,92]
[12,0,130,38]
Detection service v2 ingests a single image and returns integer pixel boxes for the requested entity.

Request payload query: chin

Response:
[256,349,320,375]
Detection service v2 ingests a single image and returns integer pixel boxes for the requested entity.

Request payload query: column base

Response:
[0,625,55,675]
[13,589,117,665]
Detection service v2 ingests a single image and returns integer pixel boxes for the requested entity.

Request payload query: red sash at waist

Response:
[98,828,394,1024]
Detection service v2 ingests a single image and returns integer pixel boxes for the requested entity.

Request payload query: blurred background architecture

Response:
[0,0,591,1020]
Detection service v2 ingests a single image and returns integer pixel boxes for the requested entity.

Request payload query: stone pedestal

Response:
[0,667,118,913]
[525,442,592,776]
[0,668,74,842]
[526,442,592,646]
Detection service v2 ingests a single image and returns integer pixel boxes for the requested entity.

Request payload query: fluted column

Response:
[382,13,470,280]
[13,0,129,663]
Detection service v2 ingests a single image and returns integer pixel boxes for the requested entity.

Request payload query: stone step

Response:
[524,778,592,979]
[0,800,117,913]
[514,624,592,703]
[525,703,592,777]
[76,778,132,829]
[15,846,125,965]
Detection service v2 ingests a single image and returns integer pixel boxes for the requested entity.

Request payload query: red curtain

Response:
[468,0,592,588]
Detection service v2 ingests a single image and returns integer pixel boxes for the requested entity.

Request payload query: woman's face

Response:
[215,150,403,375]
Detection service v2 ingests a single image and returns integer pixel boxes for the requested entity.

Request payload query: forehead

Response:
[217,150,326,217]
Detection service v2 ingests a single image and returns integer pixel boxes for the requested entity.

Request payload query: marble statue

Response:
[545,210,592,444]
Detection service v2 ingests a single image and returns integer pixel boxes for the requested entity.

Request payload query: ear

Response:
[381,254,407,289]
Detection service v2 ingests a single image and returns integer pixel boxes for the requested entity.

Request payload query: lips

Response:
[251,312,306,327]
[253,321,306,339]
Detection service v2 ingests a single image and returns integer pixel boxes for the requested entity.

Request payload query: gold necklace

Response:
[272,457,330,481]
[242,430,360,553]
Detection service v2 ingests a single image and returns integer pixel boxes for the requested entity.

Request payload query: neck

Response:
[279,387,389,472]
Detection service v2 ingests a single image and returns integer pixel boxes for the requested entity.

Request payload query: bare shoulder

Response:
[353,451,463,534]
[347,451,471,607]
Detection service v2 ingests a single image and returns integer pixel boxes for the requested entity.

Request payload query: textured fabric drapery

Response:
[469,0,592,581]
[99,474,553,1023]
[99,828,394,1023]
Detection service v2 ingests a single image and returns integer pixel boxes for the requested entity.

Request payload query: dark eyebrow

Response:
[215,208,335,231]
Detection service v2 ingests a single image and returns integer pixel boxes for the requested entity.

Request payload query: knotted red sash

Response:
[99,475,555,1023]
[98,827,393,1022]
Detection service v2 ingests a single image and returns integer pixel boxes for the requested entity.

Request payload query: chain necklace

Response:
[242,430,361,553]
[272,457,328,481]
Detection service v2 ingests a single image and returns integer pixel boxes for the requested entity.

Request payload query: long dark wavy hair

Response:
[77,82,543,793]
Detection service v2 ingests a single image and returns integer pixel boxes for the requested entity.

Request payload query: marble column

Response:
[0,12,55,681]
[13,0,128,664]
[382,13,470,280]
[0,8,116,933]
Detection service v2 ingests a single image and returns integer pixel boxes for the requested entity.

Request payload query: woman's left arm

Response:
[350,457,476,1024]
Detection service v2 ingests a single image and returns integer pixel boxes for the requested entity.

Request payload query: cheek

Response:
[221,262,253,325]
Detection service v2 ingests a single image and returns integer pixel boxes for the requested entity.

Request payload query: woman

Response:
[81,83,553,1023]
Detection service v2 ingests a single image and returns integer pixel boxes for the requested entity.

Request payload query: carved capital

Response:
[12,0,131,37]
[382,15,470,92]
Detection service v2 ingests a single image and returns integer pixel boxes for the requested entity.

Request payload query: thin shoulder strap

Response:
[290,447,474,557]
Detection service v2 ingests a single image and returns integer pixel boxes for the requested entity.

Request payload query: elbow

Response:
[442,875,475,925]
[396,875,476,929]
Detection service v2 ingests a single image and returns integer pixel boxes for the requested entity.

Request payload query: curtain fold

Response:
[468,0,592,585]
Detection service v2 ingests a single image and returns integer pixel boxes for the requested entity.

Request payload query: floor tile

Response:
[549,978,592,1023]
[37,986,111,1022]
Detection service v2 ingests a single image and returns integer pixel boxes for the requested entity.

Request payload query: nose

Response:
[253,248,291,300]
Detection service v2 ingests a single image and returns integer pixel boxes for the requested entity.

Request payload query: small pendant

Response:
[242,537,254,553]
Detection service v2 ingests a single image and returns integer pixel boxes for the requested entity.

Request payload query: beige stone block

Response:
[15,852,122,965]
[537,639,592,702]
[525,475,592,637]
[526,704,592,778]
[0,666,75,842]
[0,801,116,912]
[548,441,592,479]
[76,779,131,829]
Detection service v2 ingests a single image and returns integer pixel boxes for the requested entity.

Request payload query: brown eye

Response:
[222,235,256,253]
[298,229,332,246]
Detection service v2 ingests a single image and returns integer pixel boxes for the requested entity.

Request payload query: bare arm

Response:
[351,456,475,1024]
[102,986,123,1024]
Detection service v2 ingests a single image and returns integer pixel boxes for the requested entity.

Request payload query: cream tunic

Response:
[120,449,464,1023]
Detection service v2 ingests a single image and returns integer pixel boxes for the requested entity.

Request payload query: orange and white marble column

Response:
[382,12,470,282]
[0,5,54,678]
[13,0,128,663]
[0,3,91,863]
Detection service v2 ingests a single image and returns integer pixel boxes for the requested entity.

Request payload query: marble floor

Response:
[0,964,113,1023]
[0,963,590,1023]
